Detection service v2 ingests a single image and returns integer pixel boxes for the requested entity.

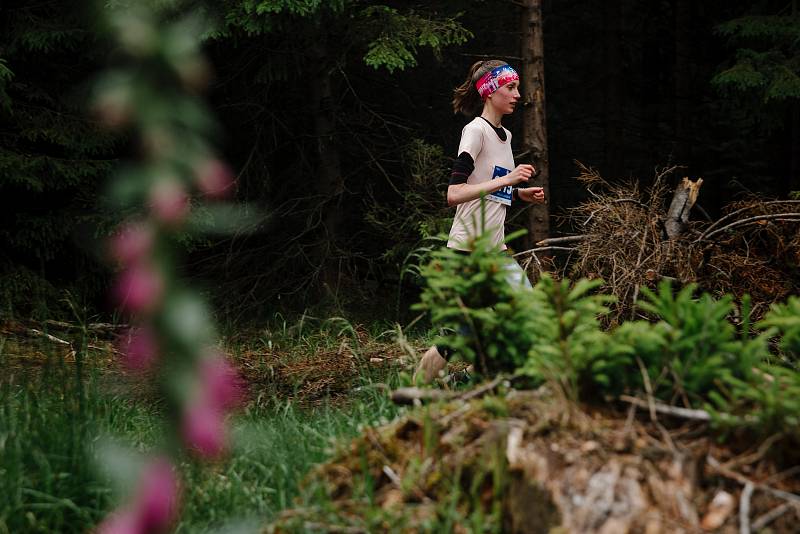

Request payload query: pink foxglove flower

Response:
[194,159,234,199]
[136,457,180,531]
[114,263,164,313]
[148,180,189,225]
[201,355,243,410]
[96,457,179,534]
[110,223,154,266]
[182,400,226,459]
[118,327,158,372]
[96,508,140,534]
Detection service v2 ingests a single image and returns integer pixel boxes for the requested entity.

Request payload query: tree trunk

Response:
[520,0,550,247]
[665,177,703,239]
[308,26,344,293]
[792,1,800,194]
[673,0,692,165]
[603,0,623,180]
[792,100,800,194]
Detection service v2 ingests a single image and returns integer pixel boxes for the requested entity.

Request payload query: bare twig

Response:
[534,235,588,246]
[27,329,72,347]
[751,503,794,531]
[697,200,800,240]
[700,212,800,241]
[390,387,452,405]
[707,455,800,506]
[513,246,575,257]
[739,482,753,534]
[390,375,505,406]
[457,375,505,402]
[619,395,711,422]
[723,433,783,470]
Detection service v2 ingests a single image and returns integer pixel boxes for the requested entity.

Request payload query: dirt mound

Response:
[272,388,800,533]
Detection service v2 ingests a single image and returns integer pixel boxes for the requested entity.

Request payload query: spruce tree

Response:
[0,2,119,316]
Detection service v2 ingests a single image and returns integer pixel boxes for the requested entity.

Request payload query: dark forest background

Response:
[1,0,798,323]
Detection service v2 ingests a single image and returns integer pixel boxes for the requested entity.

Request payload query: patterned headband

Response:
[475,65,519,100]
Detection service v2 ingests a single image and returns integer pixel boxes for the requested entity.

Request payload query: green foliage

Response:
[706,296,800,435]
[414,222,533,375]
[417,236,800,438]
[0,334,401,532]
[361,6,471,72]
[365,139,453,273]
[631,282,766,403]
[757,296,800,359]
[522,276,619,403]
[0,59,12,112]
[712,9,800,128]
[0,2,120,315]
[210,1,468,72]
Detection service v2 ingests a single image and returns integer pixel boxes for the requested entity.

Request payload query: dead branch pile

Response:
[531,163,800,320]
[270,389,800,533]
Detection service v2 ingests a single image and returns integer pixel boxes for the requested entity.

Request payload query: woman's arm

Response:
[447,164,535,207]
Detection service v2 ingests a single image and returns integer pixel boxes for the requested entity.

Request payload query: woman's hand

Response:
[517,186,545,204]
[505,164,535,186]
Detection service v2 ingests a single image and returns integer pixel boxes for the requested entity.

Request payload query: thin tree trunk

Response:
[309,28,344,292]
[673,0,692,165]
[520,0,550,247]
[603,0,622,180]
[791,103,800,194]
[792,1,800,194]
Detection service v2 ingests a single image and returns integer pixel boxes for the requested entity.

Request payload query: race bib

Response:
[487,165,513,206]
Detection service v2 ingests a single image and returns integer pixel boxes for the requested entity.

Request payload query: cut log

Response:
[665,176,703,239]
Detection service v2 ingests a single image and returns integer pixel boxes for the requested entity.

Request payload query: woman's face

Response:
[488,80,521,115]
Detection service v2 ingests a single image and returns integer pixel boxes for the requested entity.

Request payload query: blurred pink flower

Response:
[96,508,140,534]
[201,355,243,410]
[110,223,154,266]
[114,263,164,313]
[182,400,227,459]
[92,87,133,130]
[149,180,189,225]
[118,327,158,372]
[96,457,179,534]
[194,159,235,199]
[137,457,180,531]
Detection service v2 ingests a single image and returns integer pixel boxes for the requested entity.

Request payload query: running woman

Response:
[414,59,546,384]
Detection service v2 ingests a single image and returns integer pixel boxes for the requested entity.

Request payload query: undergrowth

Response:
[0,324,403,533]
[416,231,800,440]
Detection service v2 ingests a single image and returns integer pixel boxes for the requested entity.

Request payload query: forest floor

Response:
[3,317,800,533]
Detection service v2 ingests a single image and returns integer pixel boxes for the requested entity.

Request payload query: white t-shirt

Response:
[447,117,515,251]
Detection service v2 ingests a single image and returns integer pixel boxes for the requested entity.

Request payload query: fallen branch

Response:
[740,482,753,534]
[513,246,576,258]
[43,320,125,331]
[390,388,454,405]
[619,395,711,421]
[534,235,587,246]
[751,503,795,531]
[27,329,72,347]
[699,212,800,241]
[457,375,505,402]
[707,455,800,506]
[697,200,800,240]
[390,375,506,405]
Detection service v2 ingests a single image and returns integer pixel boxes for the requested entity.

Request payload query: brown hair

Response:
[452,59,508,116]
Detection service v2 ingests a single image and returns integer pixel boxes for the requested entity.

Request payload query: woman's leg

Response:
[502,258,533,289]
[413,345,448,383]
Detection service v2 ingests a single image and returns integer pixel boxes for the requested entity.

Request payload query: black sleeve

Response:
[448,151,475,185]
